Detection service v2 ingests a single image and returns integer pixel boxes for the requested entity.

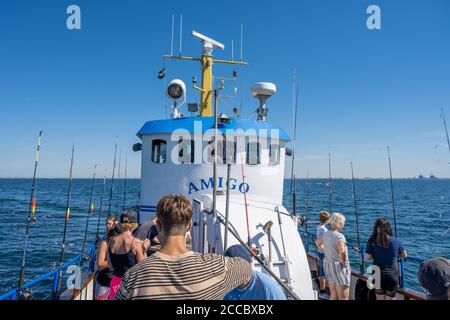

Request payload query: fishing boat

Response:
[0,29,430,301]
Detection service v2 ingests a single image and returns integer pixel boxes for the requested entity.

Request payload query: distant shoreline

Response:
[1,177,449,180]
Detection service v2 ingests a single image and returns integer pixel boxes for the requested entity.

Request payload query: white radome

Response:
[251,82,277,97]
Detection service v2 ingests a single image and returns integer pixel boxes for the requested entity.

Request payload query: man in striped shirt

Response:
[115,195,252,300]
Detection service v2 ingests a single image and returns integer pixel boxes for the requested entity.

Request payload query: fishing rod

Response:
[328,152,332,213]
[290,67,299,215]
[237,114,252,246]
[17,130,43,298]
[108,139,118,217]
[440,107,450,153]
[80,164,97,269]
[115,149,122,215]
[123,153,128,209]
[387,146,398,237]
[304,169,309,247]
[54,145,75,300]
[215,214,301,300]
[95,172,107,244]
[350,162,364,274]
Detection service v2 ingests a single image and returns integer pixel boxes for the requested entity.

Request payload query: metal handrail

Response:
[298,227,427,290]
[0,244,96,300]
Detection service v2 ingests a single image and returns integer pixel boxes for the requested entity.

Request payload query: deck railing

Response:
[0,244,96,300]
[297,226,426,291]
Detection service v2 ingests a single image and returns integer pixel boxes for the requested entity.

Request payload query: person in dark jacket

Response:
[417,257,450,300]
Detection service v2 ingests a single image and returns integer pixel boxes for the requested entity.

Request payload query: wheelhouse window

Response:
[208,135,236,164]
[177,138,194,164]
[151,139,167,163]
[246,140,260,165]
[223,139,237,164]
[269,143,280,166]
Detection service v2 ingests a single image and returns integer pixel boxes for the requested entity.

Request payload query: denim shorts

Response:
[318,252,326,277]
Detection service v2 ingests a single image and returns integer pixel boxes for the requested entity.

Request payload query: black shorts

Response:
[375,264,399,297]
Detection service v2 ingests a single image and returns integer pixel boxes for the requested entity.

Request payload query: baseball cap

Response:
[224,244,253,263]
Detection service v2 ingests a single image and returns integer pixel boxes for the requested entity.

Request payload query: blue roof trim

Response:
[136,117,290,141]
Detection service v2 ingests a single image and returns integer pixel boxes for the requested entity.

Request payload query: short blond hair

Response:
[329,212,345,227]
[156,194,192,235]
[319,211,331,224]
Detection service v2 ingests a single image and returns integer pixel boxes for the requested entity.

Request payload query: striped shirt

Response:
[115,251,252,300]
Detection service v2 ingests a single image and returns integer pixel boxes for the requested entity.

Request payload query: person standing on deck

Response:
[115,195,252,300]
[223,244,286,300]
[315,211,330,295]
[107,210,150,300]
[95,216,118,300]
[365,218,407,300]
[322,213,351,300]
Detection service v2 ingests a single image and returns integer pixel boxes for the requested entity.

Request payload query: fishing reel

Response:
[17,288,33,300]
[297,215,307,228]
[82,252,90,262]
[50,262,58,271]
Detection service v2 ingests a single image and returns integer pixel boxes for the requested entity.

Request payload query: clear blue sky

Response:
[1,0,450,178]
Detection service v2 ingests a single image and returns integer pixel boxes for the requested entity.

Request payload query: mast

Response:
[163,31,247,116]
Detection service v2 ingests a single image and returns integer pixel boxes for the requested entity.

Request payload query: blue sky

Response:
[1,0,450,178]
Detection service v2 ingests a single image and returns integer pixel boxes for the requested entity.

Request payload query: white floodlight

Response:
[192,31,225,50]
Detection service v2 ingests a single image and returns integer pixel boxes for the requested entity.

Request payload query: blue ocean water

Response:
[0,178,449,298]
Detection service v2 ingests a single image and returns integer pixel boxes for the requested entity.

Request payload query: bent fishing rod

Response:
[214,214,301,300]
[108,138,118,217]
[350,162,364,274]
[54,145,75,300]
[80,164,97,269]
[17,130,43,298]
[387,146,398,237]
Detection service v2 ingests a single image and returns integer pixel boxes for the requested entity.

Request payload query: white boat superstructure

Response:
[133,29,316,299]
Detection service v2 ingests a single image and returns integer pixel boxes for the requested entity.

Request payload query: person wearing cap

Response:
[107,210,150,300]
[223,244,286,300]
[417,257,450,300]
[115,195,252,300]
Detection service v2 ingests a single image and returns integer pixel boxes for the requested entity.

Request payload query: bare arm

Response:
[133,239,149,263]
[399,249,407,260]
[106,239,113,269]
[315,238,324,252]
[97,241,109,270]
[337,240,348,265]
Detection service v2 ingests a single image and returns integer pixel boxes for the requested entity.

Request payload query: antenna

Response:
[179,14,183,55]
[170,14,174,56]
[240,24,243,61]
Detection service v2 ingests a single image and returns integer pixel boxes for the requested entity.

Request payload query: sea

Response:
[0,178,449,299]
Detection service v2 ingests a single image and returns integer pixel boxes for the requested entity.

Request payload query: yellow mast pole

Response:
[163,31,247,117]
